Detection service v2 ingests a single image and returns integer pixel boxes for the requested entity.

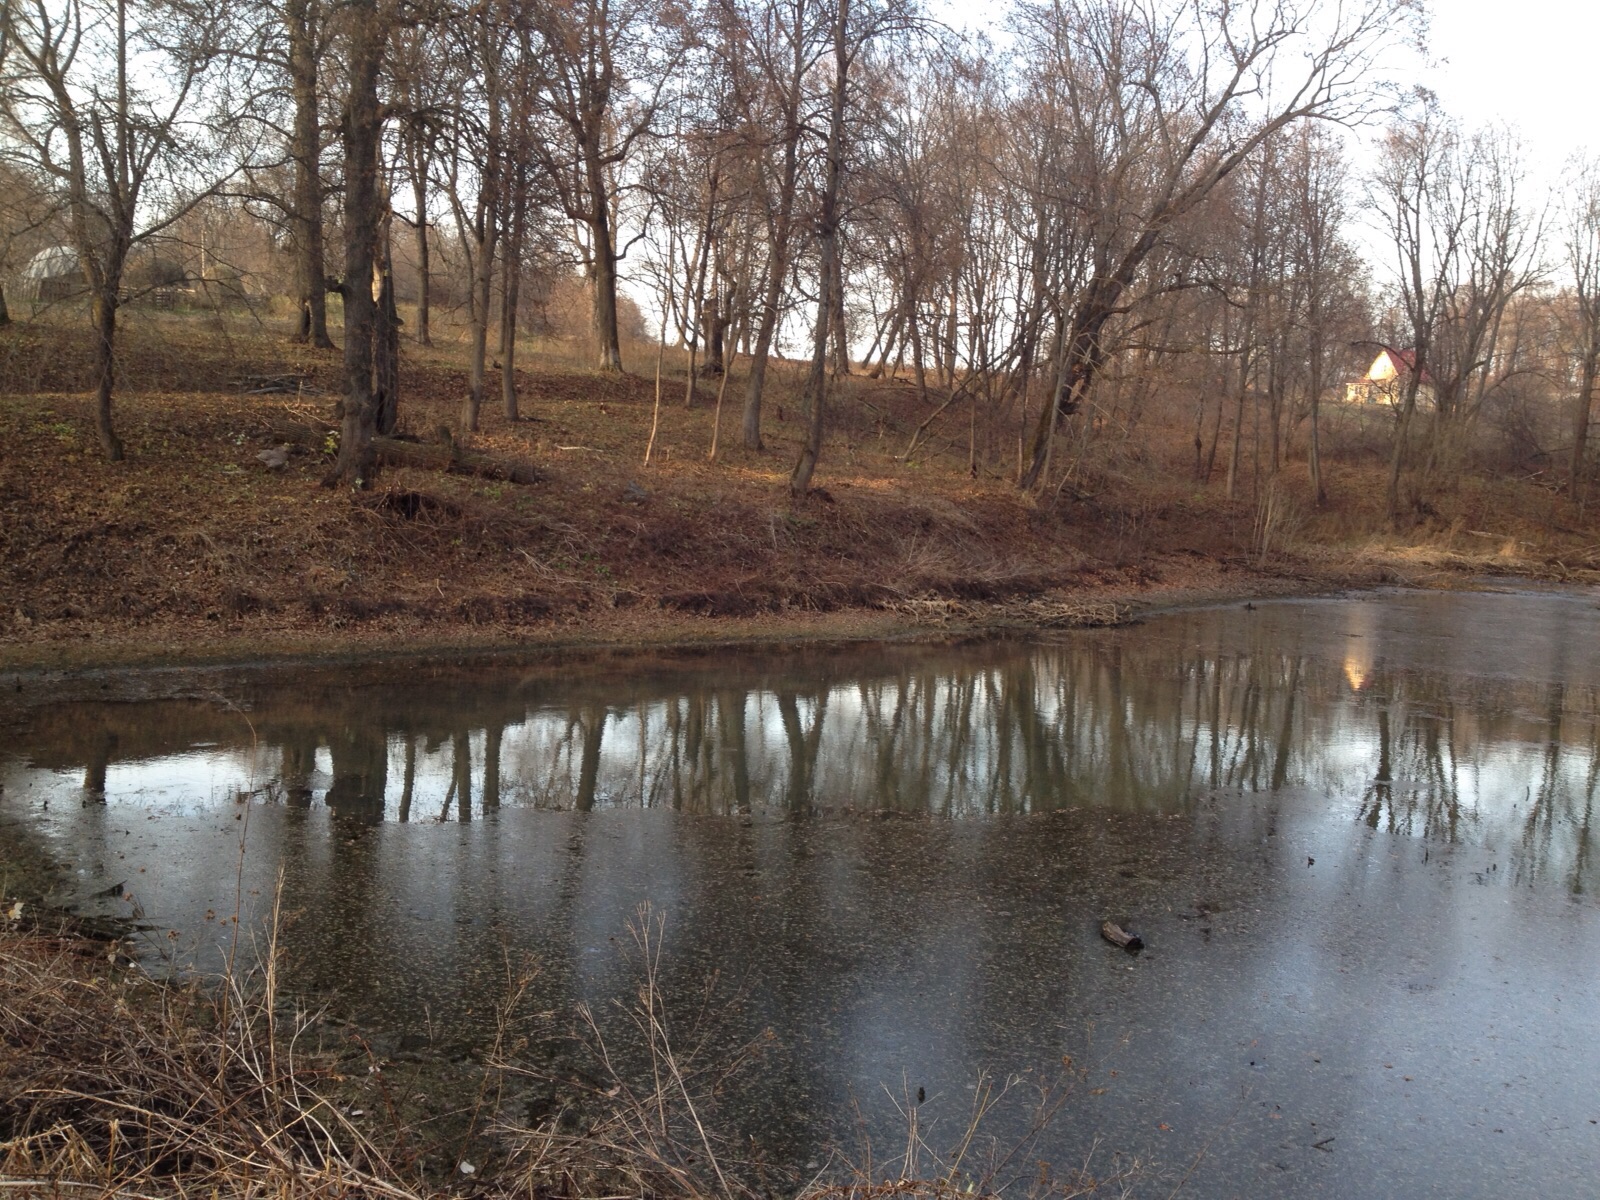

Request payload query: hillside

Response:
[3,313,1596,671]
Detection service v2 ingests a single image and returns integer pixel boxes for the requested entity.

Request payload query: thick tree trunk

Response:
[374,218,400,436]
[325,0,383,488]
[830,250,849,375]
[1018,307,1108,491]
[0,283,11,327]
[790,301,829,487]
[681,187,716,409]
[90,287,124,461]
[589,197,623,373]
[702,287,727,376]
[287,0,332,349]
[462,37,502,431]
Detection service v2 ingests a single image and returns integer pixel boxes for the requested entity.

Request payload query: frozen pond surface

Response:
[4,588,1600,1195]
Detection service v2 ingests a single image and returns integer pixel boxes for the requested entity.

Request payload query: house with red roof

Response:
[1345,345,1434,407]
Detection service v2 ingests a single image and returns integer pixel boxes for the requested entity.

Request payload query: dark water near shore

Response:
[4,589,1600,1195]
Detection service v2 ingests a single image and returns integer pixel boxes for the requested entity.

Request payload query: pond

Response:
[3,588,1600,1196]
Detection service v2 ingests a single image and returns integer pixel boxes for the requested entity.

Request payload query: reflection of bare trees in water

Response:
[324,724,388,824]
[1348,675,1600,893]
[81,731,116,799]
[1517,683,1600,896]
[16,641,1600,887]
[1355,678,1499,841]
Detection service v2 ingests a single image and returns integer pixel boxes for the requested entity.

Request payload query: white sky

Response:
[918,0,1600,288]
[931,0,1599,180]
[1422,0,1600,178]
[636,1,1599,333]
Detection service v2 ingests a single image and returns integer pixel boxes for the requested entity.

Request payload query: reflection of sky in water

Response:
[4,588,1600,1198]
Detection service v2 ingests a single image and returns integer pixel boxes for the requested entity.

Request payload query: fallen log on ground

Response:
[883,595,1132,629]
[266,419,543,485]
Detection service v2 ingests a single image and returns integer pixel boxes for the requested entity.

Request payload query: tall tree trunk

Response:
[790,0,847,494]
[742,22,805,451]
[501,166,527,420]
[408,128,432,346]
[1225,346,1249,500]
[463,38,502,431]
[682,178,717,409]
[325,0,383,487]
[463,178,498,431]
[1018,301,1113,491]
[1307,331,1325,505]
[1386,368,1423,527]
[374,208,400,436]
[742,259,782,449]
[1572,350,1596,503]
[500,256,522,420]
[908,303,929,407]
[586,147,623,372]
[287,0,332,349]
[830,248,849,375]
[702,282,727,376]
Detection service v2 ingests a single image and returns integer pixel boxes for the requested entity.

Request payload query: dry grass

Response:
[0,892,430,1199]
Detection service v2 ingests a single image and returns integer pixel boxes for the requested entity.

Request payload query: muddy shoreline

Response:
[0,554,1397,697]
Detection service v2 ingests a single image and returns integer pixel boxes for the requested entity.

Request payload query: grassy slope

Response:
[3,310,1595,670]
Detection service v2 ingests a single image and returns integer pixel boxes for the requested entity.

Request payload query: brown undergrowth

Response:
[4,311,1597,669]
[0,898,1142,1200]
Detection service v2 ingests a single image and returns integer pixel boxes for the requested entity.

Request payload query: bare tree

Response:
[1563,156,1600,503]
[283,0,332,346]
[720,0,828,450]
[443,0,507,431]
[1284,124,1356,506]
[525,0,683,374]
[1012,0,1412,492]
[390,19,449,348]
[324,0,389,485]
[0,0,237,460]
[787,0,849,493]
[1371,109,1541,523]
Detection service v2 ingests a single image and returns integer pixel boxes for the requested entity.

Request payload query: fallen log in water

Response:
[1101,921,1144,951]
[266,419,543,485]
